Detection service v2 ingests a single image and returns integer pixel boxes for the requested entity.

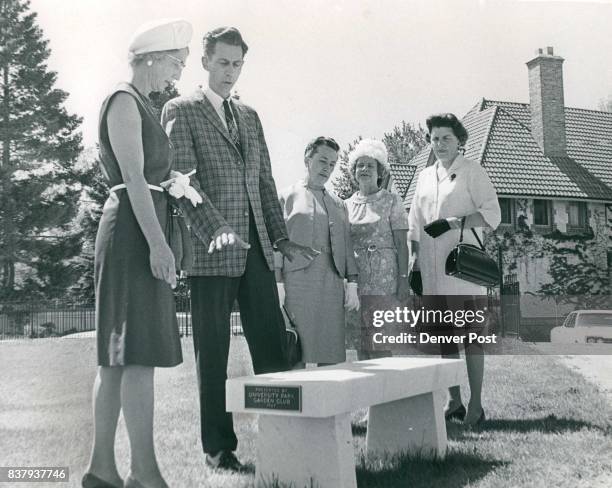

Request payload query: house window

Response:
[533,199,551,226]
[567,201,587,228]
[499,198,514,226]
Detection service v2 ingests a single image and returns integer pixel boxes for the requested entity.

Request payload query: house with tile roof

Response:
[391,47,612,331]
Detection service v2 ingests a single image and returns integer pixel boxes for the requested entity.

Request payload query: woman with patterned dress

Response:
[83,20,193,488]
[277,137,360,366]
[345,139,410,359]
[408,113,501,426]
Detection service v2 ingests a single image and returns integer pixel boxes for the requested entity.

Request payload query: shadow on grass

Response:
[355,450,507,488]
[447,414,610,439]
[241,462,256,475]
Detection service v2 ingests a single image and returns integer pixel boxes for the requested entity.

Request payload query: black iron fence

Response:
[0,297,243,340]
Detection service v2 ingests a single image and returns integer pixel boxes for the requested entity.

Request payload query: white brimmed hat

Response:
[129,18,193,55]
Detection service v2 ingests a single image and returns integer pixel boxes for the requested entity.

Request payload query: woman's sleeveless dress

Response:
[94,82,182,367]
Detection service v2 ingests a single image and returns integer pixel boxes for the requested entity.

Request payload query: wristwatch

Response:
[400,274,408,278]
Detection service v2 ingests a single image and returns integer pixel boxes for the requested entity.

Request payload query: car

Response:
[550,310,612,344]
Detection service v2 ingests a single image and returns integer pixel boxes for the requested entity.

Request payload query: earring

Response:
[147,59,153,67]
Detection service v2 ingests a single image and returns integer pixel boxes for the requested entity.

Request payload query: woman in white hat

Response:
[83,19,193,488]
[345,139,411,358]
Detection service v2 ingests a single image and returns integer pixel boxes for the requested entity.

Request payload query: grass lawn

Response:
[1,336,611,488]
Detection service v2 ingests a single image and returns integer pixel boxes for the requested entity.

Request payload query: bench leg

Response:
[256,413,356,488]
[366,389,447,459]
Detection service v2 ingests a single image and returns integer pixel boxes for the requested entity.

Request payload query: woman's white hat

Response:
[348,138,390,172]
[129,18,193,55]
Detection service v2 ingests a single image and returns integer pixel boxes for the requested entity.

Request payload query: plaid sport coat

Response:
[161,89,288,276]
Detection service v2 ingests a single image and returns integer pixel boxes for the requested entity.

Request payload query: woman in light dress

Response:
[345,139,410,359]
[408,113,501,426]
[277,137,359,366]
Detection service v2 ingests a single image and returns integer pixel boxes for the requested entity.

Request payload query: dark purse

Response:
[445,217,500,287]
[281,305,302,367]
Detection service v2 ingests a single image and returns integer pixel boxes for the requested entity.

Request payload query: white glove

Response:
[163,170,203,207]
[277,282,286,306]
[344,282,360,311]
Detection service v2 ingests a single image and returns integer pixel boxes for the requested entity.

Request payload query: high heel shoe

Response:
[464,408,486,426]
[123,476,147,488]
[81,473,122,488]
[124,475,169,488]
[444,404,466,421]
[123,476,146,488]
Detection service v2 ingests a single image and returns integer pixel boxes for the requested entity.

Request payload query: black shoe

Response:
[81,473,122,488]
[464,408,486,427]
[444,404,466,421]
[205,450,246,473]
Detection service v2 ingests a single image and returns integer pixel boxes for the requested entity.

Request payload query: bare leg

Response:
[464,350,485,425]
[85,366,124,486]
[442,351,464,410]
[121,366,167,488]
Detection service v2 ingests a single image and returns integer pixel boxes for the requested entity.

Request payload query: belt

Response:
[109,183,164,194]
[355,244,395,252]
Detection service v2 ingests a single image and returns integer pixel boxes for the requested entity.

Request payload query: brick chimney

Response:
[526,46,567,157]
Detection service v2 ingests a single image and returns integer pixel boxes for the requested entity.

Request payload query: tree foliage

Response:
[332,137,361,200]
[0,0,83,298]
[598,94,612,113]
[382,121,427,166]
[486,205,610,309]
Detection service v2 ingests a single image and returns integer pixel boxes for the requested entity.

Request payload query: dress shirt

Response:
[203,87,236,130]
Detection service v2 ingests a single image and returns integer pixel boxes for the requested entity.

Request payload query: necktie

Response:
[223,99,242,155]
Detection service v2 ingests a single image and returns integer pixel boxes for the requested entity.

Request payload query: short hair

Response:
[304,136,340,159]
[425,113,469,146]
[347,138,390,188]
[202,27,248,58]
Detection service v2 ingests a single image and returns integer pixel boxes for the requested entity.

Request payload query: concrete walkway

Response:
[534,343,612,403]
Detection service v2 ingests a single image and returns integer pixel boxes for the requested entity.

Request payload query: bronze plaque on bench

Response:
[244,385,302,412]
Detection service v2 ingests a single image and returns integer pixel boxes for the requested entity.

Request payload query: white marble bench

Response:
[226,357,464,488]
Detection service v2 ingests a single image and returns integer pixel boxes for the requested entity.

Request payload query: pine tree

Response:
[0,0,83,299]
[64,147,107,301]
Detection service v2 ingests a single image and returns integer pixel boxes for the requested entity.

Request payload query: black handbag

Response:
[445,217,500,287]
[281,305,302,367]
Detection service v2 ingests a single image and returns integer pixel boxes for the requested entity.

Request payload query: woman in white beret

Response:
[83,19,193,488]
[345,139,410,358]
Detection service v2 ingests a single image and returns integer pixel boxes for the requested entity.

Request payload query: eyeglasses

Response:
[163,53,186,69]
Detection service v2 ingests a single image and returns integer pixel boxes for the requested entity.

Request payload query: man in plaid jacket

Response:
[162,27,317,471]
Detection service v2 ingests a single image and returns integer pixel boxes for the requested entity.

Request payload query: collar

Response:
[435,153,466,175]
[352,188,384,203]
[204,87,228,112]
[299,179,327,192]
